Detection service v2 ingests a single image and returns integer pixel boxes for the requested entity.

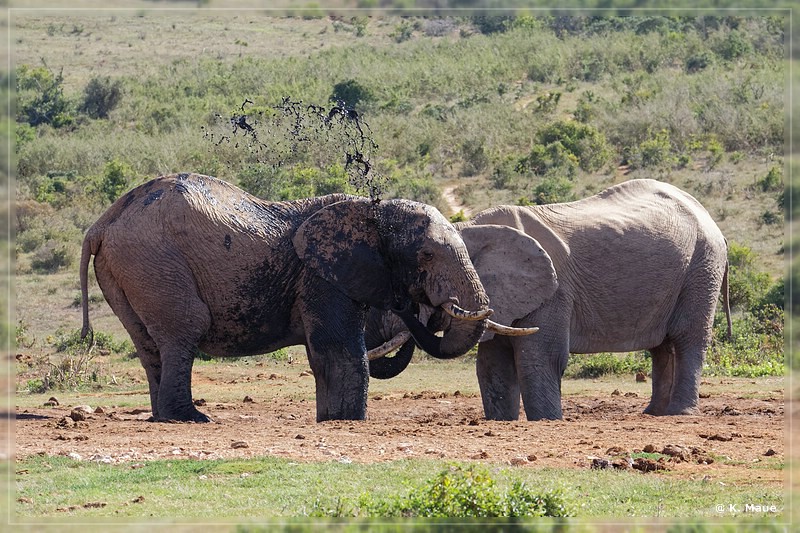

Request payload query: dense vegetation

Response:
[14,13,787,377]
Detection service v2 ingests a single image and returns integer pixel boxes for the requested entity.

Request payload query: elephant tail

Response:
[79,228,101,345]
[722,259,732,340]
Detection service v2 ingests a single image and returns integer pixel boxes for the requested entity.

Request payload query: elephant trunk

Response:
[368,338,416,379]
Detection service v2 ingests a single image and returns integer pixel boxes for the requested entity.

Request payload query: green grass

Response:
[13,455,785,521]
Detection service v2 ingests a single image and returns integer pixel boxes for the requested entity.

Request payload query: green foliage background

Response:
[13,13,787,375]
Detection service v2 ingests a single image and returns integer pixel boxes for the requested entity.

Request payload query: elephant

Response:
[367,179,732,421]
[79,173,531,423]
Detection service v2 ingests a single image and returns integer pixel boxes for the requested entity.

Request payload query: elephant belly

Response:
[199,300,305,357]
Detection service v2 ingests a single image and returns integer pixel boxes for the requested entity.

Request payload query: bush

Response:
[536,120,612,173]
[330,79,374,110]
[361,464,571,518]
[527,175,576,206]
[53,328,133,355]
[30,241,75,273]
[100,158,134,203]
[758,165,783,192]
[16,64,75,128]
[727,242,772,312]
[79,76,123,119]
[565,352,650,379]
[631,129,674,169]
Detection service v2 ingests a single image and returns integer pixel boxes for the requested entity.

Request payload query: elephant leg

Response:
[658,282,718,415]
[644,340,675,415]
[662,337,707,415]
[94,255,164,419]
[302,278,369,422]
[515,336,568,421]
[476,337,520,421]
[102,251,212,422]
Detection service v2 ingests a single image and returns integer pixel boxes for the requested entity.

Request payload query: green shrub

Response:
[527,175,576,206]
[707,311,784,377]
[459,137,489,177]
[685,50,714,73]
[330,79,373,110]
[565,352,650,379]
[30,241,75,273]
[449,210,467,223]
[16,64,75,128]
[361,464,571,518]
[390,20,414,43]
[714,29,752,61]
[517,142,579,178]
[632,129,674,169]
[100,158,134,203]
[758,165,783,192]
[727,242,772,312]
[79,76,123,119]
[536,120,612,173]
[53,328,133,355]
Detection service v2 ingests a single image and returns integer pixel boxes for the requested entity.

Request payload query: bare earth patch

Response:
[15,375,785,487]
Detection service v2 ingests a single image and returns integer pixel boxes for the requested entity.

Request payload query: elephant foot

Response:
[152,407,213,423]
[643,403,699,416]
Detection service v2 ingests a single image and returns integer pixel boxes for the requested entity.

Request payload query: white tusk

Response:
[441,301,494,321]
[367,331,412,360]
[486,320,539,336]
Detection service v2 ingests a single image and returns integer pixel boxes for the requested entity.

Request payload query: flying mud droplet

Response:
[203,97,386,202]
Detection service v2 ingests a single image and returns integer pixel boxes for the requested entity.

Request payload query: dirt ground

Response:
[14,373,787,486]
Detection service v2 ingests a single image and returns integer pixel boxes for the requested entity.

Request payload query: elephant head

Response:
[293,198,495,360]
[365,222,552,379]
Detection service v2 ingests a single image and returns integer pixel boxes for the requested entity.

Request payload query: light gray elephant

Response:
[367,179,732,420]
[79,173,530,423]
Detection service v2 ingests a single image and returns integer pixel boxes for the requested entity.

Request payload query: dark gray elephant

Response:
[80,173,529,423]
[368,179,732,421]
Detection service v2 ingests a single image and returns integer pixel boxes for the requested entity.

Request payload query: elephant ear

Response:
[293,200,393,308]
[460,224,557,342]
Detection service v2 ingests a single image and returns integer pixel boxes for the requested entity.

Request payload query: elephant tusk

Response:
[486,320,539,336]
[367,331,412,360]
[440,301,494,321]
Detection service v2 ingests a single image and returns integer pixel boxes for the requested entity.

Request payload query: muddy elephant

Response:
[368,179,731,420]
[80,173,529,423]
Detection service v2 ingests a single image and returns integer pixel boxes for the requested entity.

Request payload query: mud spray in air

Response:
[202,98,386,203]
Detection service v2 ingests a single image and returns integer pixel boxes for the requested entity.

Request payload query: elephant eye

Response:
[420,250,434,263]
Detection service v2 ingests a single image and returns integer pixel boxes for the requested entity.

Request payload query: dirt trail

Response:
[442,184,471,218]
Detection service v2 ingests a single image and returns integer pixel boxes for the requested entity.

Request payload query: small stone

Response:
[509,456,529,466]
[635,372,647,383]
[764,449,777,456]
[69,410,86,422]
[193,399,207,406]
[48,397,60,405]
[294,434,306,440]
[299,370,312,377]
[132,496,145,504]
[242,396,254,403]
[526,454,537,462]
[611,389,621,396]
[268,373,282,380]
[470,449,489,460]
[93,406,105,414]
[624,392,638,398]
[707,434,733,442]
[643,444,656,453]
[231,441,249,449]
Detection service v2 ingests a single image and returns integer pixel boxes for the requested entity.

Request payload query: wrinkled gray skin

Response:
[368,179,731,420]
[80,173,488,423]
